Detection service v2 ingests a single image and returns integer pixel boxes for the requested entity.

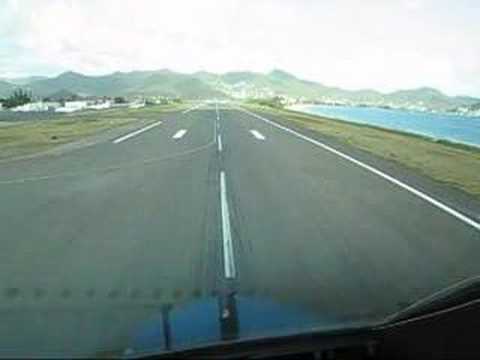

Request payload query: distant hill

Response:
[2,69,478,113]
[20,70,225,99]
[211,70,479,112]
[45,88,80,101]
[192,71,220,83]
[221,71,263,84]
[26,71,122,97]
[470,103,480,111]
[0,76,48,86]
[200,69,342,100]
[0,80,16,98]
[135,71,224,98]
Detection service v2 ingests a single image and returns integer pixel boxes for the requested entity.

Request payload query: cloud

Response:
[1,0,479,96]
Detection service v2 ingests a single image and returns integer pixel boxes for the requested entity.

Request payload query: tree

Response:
[3,88,32,109]
[114,96,127,104]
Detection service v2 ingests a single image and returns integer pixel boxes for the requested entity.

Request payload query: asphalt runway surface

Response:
[0,104,478,356]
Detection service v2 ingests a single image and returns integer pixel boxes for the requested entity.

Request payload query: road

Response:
[0,103,479,355]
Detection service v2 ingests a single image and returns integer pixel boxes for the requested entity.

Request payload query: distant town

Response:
[1,69,479,117]
[219,81,480,117]
[0,89,181,115]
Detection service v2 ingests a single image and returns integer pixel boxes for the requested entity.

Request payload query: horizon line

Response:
[1,68,479,99]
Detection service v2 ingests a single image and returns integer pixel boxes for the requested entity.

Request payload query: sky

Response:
[1,0,479,96]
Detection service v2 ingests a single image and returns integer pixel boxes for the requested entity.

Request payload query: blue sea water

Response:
[294,105,480,148]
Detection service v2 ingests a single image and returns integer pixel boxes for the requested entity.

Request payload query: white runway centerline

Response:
[250,129,266,141]
[238,107,480,232]
[218,134,223,152]
[220,171,236,279]
[113,121,162,144]
[172,129,187,140]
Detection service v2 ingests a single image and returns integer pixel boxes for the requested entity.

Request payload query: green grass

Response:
[245,103,480,198]
[0,104,185,160]
[60,103,188,120]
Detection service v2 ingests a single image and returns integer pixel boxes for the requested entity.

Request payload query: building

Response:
[87,100,112,110]
[129,100,146,109]
[55,100,89,113]
[12,102,50,112]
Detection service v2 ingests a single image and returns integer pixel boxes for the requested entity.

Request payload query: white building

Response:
[44,101,61,110]
[88,100,112,110]
[12,102,50,112]
[55,100,89,113]
[129,100,146,109]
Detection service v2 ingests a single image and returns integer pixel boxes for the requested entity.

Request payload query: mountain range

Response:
[1,69,479,114]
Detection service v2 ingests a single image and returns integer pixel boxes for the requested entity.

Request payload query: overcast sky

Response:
[1,0,479,96]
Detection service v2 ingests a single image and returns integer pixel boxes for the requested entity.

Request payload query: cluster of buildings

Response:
[8,99,113,113]
[1,98,149,113]
[218,81,276,100]
[0,93,186,113]
[214,81,307,106]
[311,97,432,112]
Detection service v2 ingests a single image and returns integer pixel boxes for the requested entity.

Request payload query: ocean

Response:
[292,105,480,148]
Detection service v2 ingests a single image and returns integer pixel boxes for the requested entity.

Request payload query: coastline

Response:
[288,104,480,149]
[245,103,480,198]
[289,103,480,119]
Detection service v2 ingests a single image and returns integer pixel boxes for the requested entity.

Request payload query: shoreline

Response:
[289,103,480,119]
[284,107,480,153]
[288,104,480,149]
[245,103,480,198]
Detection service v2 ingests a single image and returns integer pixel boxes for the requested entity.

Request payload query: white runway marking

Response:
[238,107,480,232]
[218,135,223,152]
[113,121,162,144]
[250,129,266,141]
[172,129,187,139]
[220,171,236,279]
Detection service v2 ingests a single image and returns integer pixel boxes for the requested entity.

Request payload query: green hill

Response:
[24,70,224,99]
[0,80,16,98]
[0,76,48,85]
[136,71,225,98]
[2,69,477,111]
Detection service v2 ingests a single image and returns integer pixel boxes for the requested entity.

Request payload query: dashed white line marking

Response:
[113,121,162,144]
[220,171,236,279]
[250,129,266,141]
[213,115,218,140]
[218,135,223,152]
[237,107,480,232]
[172,129,187,140]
